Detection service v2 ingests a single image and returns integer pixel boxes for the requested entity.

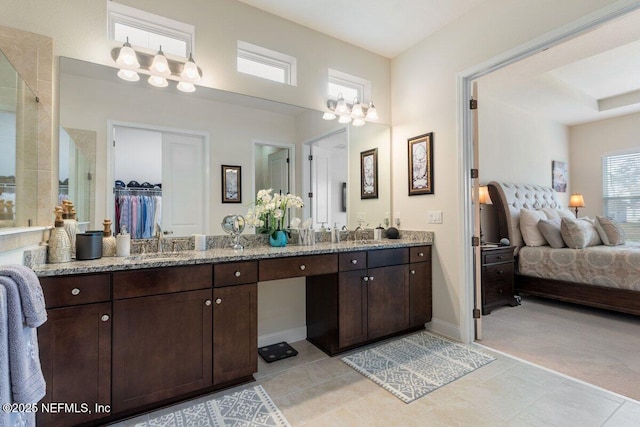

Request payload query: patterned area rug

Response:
[342,331,495,403]
[137,385,290,427]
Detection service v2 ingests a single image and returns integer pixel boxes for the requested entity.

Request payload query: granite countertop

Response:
[31,237,433,277]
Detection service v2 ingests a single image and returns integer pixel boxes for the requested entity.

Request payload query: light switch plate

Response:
[428,211,443,224]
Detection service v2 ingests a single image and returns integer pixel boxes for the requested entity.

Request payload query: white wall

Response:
[114,126,162,184]
[391,0,633,341]
[0,0,390,124]
[570,111,640,219]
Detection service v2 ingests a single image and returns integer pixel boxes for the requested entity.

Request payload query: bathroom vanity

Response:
[32,239,432,426]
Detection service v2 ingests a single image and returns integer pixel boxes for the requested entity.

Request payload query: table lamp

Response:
[569,194,585,217]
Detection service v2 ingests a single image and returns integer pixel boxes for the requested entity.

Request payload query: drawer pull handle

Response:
[363,277,369,282]
[101,314,110,322]
[300,265,306,271]
[215,298,222,305]
[410,270,416,275]
[234,271,241,277]
[418,252,424,257]
[498,270,504,274]
[369,276,374,281]
[497,256,504,259]
[71,288,80,296]
[205,299,212,306]
[351,259,358,265]
[499,289,503,294]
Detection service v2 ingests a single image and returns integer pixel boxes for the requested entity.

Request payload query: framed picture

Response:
[221,165,241,203]
[408,132,434,195]
[552,160,567,192]
[360,148,378,199]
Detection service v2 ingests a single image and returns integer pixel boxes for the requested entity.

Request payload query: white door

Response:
[162,132,206,237]
[268,148,289,195]
[311,146,331,229]
[472,81,483,340]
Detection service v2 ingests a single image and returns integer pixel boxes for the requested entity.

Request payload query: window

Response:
[602,151,640,241]
[237,41,297,86]
[328,69,371,103]
[107,1,194,58]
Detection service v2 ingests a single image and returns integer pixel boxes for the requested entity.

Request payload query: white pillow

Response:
[519,209,549,247]
[595,216,625,246]
[540,207,575,220]
[560,217,602,249]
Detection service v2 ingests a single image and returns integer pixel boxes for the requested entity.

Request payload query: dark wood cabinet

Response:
[213,283,257,386]
[481,245,518,314]
[37,274,112,427]
[307,246,431,355]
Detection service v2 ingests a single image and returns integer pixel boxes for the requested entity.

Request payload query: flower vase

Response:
[269,230,288,247]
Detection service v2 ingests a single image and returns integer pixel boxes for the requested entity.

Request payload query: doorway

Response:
[252,140,296,221]
[107,122,210,238]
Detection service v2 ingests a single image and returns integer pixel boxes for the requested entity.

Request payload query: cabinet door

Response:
[112,289,212,412]
[338,270,368,349]
[213,284,257,386]
[409,262,432,328]
[37,302,111,427]
[367,265,409,339]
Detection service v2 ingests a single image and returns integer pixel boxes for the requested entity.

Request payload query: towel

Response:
[0,265,47,328]
[0,276,46,405]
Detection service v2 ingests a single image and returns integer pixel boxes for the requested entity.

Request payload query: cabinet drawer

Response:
[367,248,409,268]
[259,254,338,281]
[483,262,514,283]
[483,280,513,305]
[113,264,212,299]
[409,246,431,263]
[339,252,366,271]
[483,248,514,265]
[214,261,258,287]
[40,274,111,308]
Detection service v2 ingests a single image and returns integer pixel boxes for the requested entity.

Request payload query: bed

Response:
[487,181,640,315]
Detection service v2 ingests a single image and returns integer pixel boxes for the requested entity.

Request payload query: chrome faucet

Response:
[155,223,163,253]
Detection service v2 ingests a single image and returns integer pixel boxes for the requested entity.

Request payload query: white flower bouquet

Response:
[245,188,304,238]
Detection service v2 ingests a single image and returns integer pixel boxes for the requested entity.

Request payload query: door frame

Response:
[251,139,296,202]
[458,2,640,344]
[106,120,211,234]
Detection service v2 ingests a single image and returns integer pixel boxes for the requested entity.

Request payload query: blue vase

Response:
[269,230,288,247]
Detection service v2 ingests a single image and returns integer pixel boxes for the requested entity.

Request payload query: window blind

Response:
[602,151,640,241]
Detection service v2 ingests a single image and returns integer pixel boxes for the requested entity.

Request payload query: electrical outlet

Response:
[428,211,443,224]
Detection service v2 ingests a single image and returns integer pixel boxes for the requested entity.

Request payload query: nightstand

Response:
[481,245,518,314]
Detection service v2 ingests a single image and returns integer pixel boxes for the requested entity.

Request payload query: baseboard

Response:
[258,326,307,348]
[426,318,462,342]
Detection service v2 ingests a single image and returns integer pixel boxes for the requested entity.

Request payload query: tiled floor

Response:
[111,336,640,426]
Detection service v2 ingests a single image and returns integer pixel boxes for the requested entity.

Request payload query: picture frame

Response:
[360,148,378,199]
[408,132,434,195]
[552,160,567,192]
[221,165,241,203]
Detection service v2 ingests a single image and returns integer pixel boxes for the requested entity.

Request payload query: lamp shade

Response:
[117,68,140,82]
[478,186,492,204]
[365,102,378,121]
[180,53,201,82]
[149,47,171,77]
[568,194,585,208]
[115,38,140,69]
[176,81,196,93]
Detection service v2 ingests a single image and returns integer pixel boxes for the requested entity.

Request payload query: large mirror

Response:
[0,49,38,229]
[59,57,390,236]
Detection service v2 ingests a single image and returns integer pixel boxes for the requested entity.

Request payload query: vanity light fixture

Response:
[323,93,378,126]
[111,43,203,93]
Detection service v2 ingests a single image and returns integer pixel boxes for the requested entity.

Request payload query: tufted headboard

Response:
[487,181,563,253]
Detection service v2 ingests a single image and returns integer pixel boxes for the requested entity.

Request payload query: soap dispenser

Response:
[48,206,72,263]
[61,199,79,258]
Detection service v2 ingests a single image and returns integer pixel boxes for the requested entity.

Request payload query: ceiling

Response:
[236,0,488,58]
[238,1,640,126]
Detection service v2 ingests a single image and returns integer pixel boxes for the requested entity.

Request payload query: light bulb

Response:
[177,81,196,92]
[149,46,170,77]
[365,102,378,121]
[148,75,168,88]
[115,38,140,69]
[335,93,349,115]
[117,69,140,82]
[352,118,366,126]
[351,98,364,119]
[322,111,336,120]
[181,53,201,82]
[338,115,352,124]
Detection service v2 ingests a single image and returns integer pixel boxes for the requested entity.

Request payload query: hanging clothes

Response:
[114,188,162,239]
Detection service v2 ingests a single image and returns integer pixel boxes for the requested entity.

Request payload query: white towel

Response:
[0,276,46,406]
[0,265,47,328]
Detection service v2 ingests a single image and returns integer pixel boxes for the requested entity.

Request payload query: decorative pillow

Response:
[540,207,575,220]
[537,218,565,248]
[560,217,602,249]
[519,209,549,246]
[595,216,625,246]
